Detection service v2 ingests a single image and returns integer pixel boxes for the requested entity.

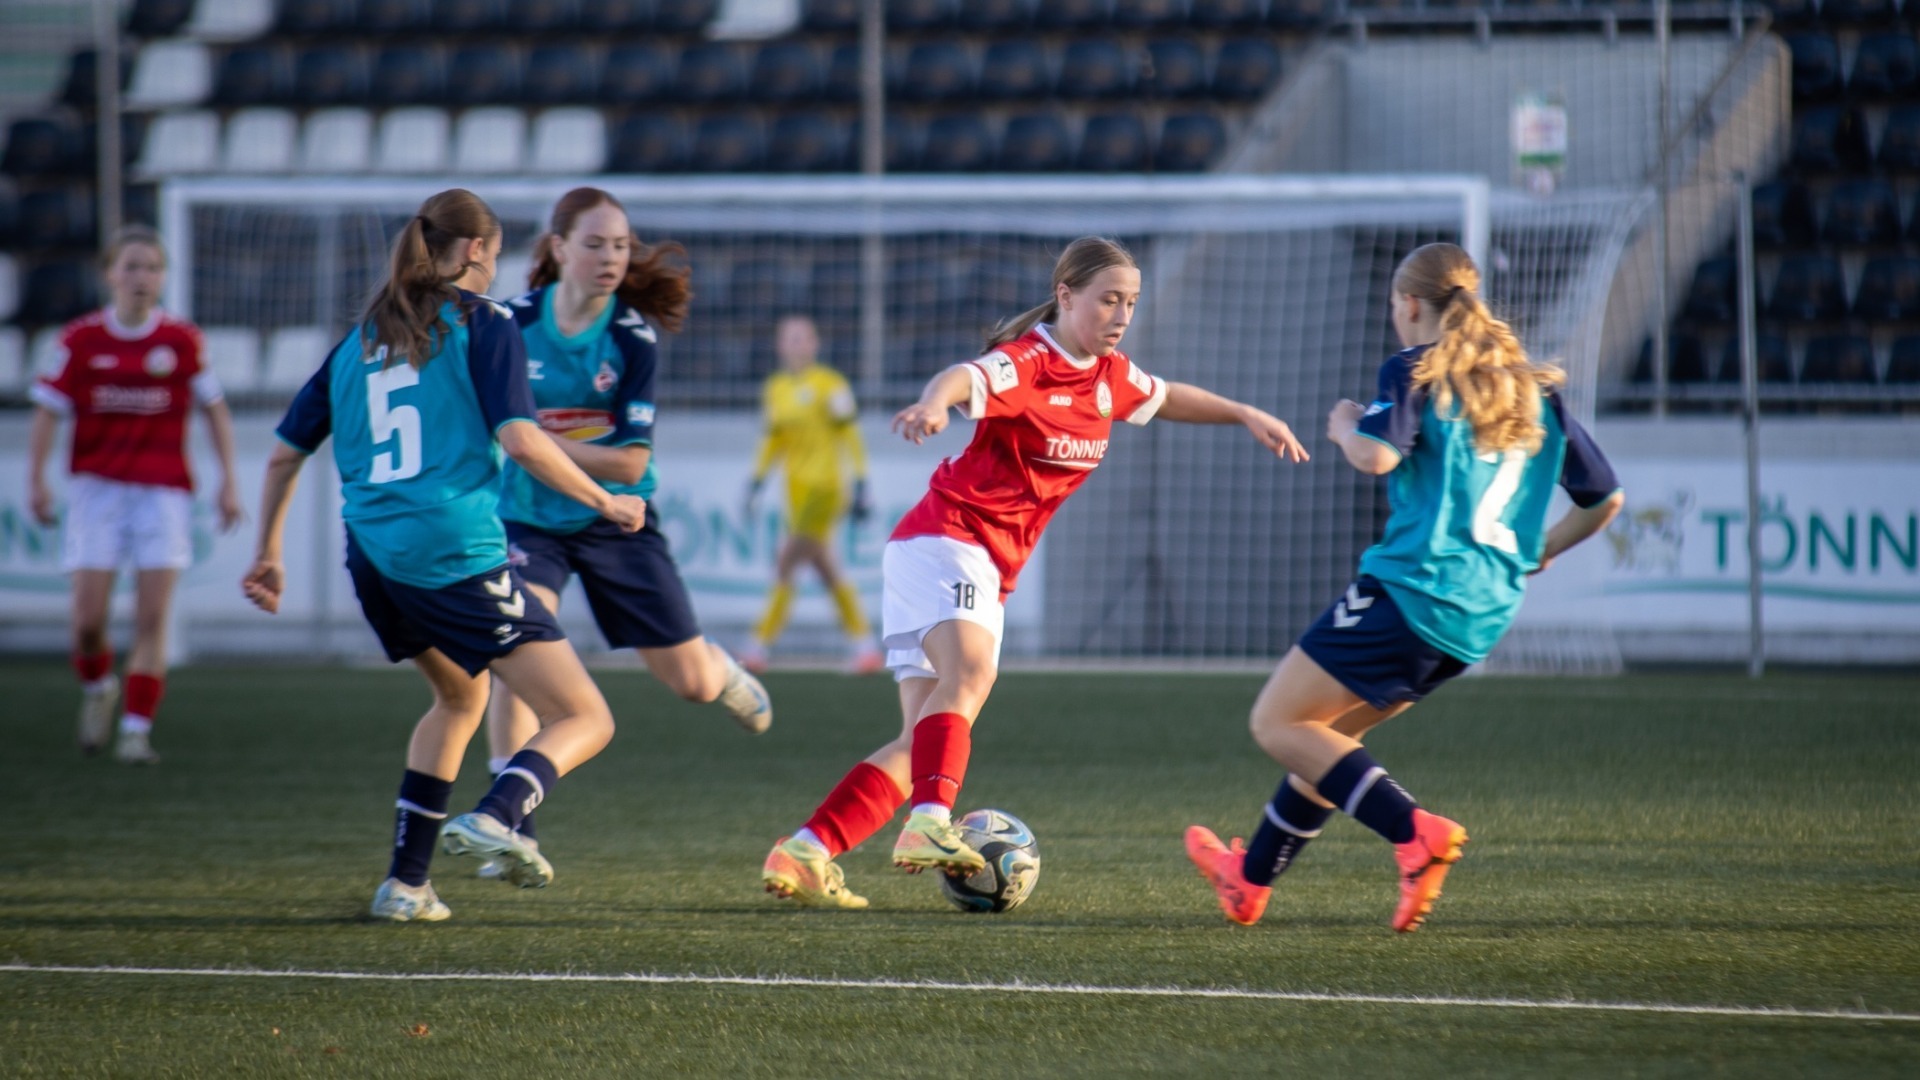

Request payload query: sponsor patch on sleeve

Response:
[983,353,1019,394]
[628,401,656,426]
[1124,358,1155,395]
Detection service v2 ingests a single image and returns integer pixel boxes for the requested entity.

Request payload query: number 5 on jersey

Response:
[367,363,422,484]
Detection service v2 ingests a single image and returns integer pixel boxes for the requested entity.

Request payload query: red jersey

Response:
[30,309,221,492]
[892,325,1167,597]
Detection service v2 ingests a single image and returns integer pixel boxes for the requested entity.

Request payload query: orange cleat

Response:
[1184,825,1270,926]
[1392,809,1468,933]
[848,645,886,676]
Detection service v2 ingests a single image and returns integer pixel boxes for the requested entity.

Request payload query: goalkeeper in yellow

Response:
[741,314,883,674]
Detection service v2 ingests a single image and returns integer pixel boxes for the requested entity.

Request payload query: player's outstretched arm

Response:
[499,420,647,532]
[1533,491,1626,575]
[891,365,973,444]
[242,442,309,614]
[1158,382,1309,463]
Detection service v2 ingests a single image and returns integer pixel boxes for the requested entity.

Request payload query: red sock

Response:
[802,762,906,857]
[73,650,113,684]
[124,673,164,723]
[909,712,972,809]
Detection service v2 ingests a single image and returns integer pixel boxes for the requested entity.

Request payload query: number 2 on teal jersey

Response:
[367,363,422,484]
[1471,449,1527,554]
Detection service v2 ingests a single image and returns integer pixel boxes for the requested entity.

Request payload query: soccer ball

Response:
[936,808,1041,913]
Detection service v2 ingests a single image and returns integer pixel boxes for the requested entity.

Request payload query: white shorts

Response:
[61,474,195,573]
[882,536,1006,683]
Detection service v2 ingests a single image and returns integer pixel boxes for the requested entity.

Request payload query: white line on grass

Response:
[2,964,1914,1024]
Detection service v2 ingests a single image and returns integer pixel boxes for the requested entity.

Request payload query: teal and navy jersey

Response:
[1352,346,1620,663]
[275,290,538,590]
[495,286,658,534]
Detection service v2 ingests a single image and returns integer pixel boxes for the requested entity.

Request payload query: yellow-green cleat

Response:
[891,811,986,875]
[762,836,868,909]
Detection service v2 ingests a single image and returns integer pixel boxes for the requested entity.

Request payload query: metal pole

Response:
[1734,175,1765,679]
[93,0,124,242]
[857,0,886,402]
[1652,0,1670,419]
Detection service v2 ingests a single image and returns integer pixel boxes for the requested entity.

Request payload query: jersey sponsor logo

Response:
[1036,435,1109,469]
[1124,359,1154,396]
[1048,394,1073,407]
[627,401,656,427]
[594,361,617,393]
[984,354,1019,394]
[144,345,178,378]
[527,358,546,381]
[538,407,615,441]
[90,384,172,415]
[1096,381,1113,418]
[617,310,657,343]
[88,353,118,370]
[1364,400,1392,417]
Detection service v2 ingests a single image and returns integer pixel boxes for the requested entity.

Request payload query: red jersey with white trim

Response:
[30,309,221,492]
[891,325,1168,597]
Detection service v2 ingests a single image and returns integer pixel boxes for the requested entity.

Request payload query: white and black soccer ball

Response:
[937,808,1040,913]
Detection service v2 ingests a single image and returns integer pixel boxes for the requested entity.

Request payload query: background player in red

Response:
[26,224,242,765]
[761,236,1311,908]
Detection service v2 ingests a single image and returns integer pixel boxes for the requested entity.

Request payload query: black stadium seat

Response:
[1787,34,1844,100]
[1761,0,1818,25]
[17,189,94,250]
[692,112,766,171]
[60,49,131,109]
[1715,334,1795,384]
[296,45,368,107]
[20,261,100,326]
[894,42,975,103]
[276,0,356,33]
[1822,179,1901,246]
[601,44,674,104]
[956,0,1033,30]
[608,113,687,172]
[752,42,822,103]
[508,0,580,32]
[918,113,996,172]
[1768,255,1848,322]
[73,114,143,176]
[127,0,195,37]
[447,44,522,106]
[370,45,446,106]
[802,0,860,31]
[1268,0,1336,25]
[360,0,433,33]
[980,40,1051,101]
[1078,112,1150,171]
[1853,256,1920,320]
[2,116,81,177]
[1156,111,1225,171]
[676,43,745,103]
[999,112,1073,172]
[1633,334,1709,384]
[1821,0,1898,24]
[1144,38,1207,99]
[0,184,18,248]
[1191,0,1266,25]
[654,0,720,33]
[1849,33,1919,99]
[824,42,861,103]
[1880,106,1920,172]
[888,0,955,30]
[1887,337,1920,382]
[435,0,506,33]
[215,45,288,106]
[1802,335,1878,383]
[1903,189,1920,244]
[574,0,651,32]
[1790,106,1872,172]
[769,111,848,172]
[1681,256,1737,322]
[1751,181,1817,248]
[1214,38,1281,100]
[1115,0,1191,28]
[524,44,595,104]
[853,112,922,171]
[1058,40,1133,100]
[1033,0,1110,30]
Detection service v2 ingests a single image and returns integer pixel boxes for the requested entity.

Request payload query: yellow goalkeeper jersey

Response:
[752,363,868,494]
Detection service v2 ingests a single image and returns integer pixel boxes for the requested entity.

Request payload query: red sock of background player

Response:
[908,712,971,823]
[796,762,905,857]
[122,673,164,735]
[72,649,113,690]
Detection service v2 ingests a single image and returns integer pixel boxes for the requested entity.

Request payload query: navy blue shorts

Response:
[1295,576,1470,710]
[345,532,566,677]
[505,510,702,651]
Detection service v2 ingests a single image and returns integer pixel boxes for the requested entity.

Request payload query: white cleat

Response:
[77,677,118,755]
[113,727,160,766]
[715,654,773,735]
[370,877,451,922]
[476,835,538,882]
[441,812,553,888]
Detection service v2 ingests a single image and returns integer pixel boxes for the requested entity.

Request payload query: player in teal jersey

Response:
[240,189,648,923]
[475,189,772,880]
[1187,242,1625,933]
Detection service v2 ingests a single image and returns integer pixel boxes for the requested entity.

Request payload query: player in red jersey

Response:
[26,225,242,764]
[761,237,1311,908]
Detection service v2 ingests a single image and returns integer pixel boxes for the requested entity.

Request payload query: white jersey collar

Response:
[103,307,162,341]
[1036,323,1098,370]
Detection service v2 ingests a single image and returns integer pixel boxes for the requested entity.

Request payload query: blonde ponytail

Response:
[1393,243,1564,454]
[986,236,1136,349]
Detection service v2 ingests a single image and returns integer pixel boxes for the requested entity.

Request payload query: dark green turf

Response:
[5,664,1918,1077]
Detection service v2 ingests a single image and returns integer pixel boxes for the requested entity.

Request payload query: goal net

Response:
[162,175,1631,673]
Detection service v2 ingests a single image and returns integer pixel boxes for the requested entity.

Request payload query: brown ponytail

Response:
[987,236,1138,349]
[1393,242,1565,455]
[527,186,692,334]
[361,188,500,368]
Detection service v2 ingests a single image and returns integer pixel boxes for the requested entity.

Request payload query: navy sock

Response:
[1315,747,1419,845]
[489,768,537,841]
[474,750,558,832]
[1241,776,1335,887]
[389,770,453,887]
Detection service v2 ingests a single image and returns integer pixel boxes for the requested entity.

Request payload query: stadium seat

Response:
[1115,0,1190,27]
[653,0,721,33]
[125,39,212,109]
[602,44,674,104]
[574,0,651,32]
[956,0,1033,30]
[1079,112,1150,171]
[1669,333,1713,383]
[1822,0,1898,23]
[1751,181,1817,248]
[1191,0,1265,26]
[276,0,356,33]
[1790,107,1872,172]
[1822,179,1901,247]
[1033,0,1110,29]
[373,108,451,173]
[360,0,433,33]
[60,48,131,109]
[214,45,289,106]
[751,42,823,104]
[1267,0,1336,25]
[70,114,145,177]
[200,327,262,396]
[0,254,14,322]
[127,0,194,37]
[1058,40,1133,101]
[371,45,447,106]
[1214,38,1281,101]
[123,182,158,231]
[508,0,580,32]
[1143,38,1207,99]
[824,42,861,103]
[769,111,848,172]
[528,108,606,173]
[1878,106,1920,172]
[999,113,1073,172]
[852,112,922,171]
[435,0,507,33]
[523,44,596,105]
[1155,112,1225,172]
[1760,0,1818,25]
[1849,33,1919,99]
[1786,34,1844,101]
[2,116,81,177]
[888,0,956,30]
[184,0,275,41]
[297,108,374,173]
[1801,334,1878,383]
[1768,255,1848,322]
[446,44,522,106]
[0,327,24,392]
[691,112,766,171]
[1887,336,1920,382]
[221,107,298,174]
[918,114,996,172]
[1852,256,1920,320]
[801,0,860,31]
[0,186,15,247]
[452,108,527,174]
[19,261,100,326]
[16,190,93,250]
[1714,334,1794,384]
[263,327,332,393]
[608,113,687,172]
[135,110,219,175]
[676,42,746,103]
[1681,257,1738,322]
[294,45,369,107]
[895,42,976,103]
[979,40,1052,101]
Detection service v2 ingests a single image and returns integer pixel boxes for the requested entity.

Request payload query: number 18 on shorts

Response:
[881,536,1005,682]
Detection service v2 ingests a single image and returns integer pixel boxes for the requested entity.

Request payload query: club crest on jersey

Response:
[144,346,177,378]
[1096,381,1113,418]
[594,361,617,393]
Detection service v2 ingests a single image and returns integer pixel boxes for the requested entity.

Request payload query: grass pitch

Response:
[4,662,1918,1077]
